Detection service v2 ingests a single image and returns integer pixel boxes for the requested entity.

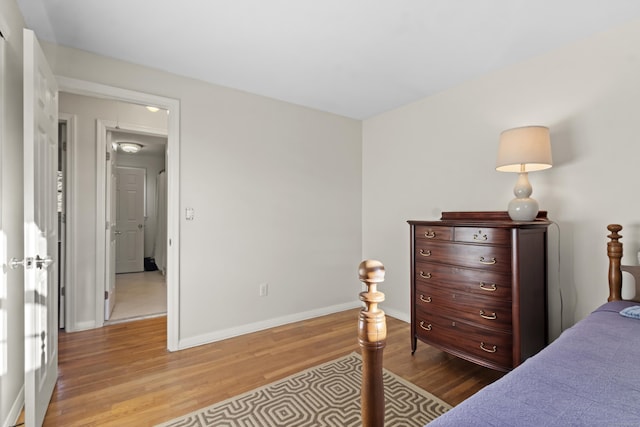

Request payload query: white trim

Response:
[178,302,362,350]
[57,77,180,351]
[96,120,167,327]
[67,320,97,332]
[3,385,24,427]
[383,307,410,324]
[95,119,108,327]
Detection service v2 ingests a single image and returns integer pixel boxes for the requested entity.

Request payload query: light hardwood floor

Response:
[40,309,504,426]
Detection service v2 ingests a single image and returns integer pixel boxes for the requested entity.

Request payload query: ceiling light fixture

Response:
[146,106,160,112]
[118,142,143,153]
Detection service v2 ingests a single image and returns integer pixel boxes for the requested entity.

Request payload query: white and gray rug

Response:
[155,352,451,427]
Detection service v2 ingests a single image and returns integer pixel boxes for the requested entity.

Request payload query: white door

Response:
[105,133,117,319]
[116,167,145,273]
[23,29,59,427]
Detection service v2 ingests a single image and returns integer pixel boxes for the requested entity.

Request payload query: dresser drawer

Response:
[454,227,511,245]
[415,240,511,273]
[415,310,513,368]
[414,262,512,300]
[415,283,512,331]
[415,225,452,241]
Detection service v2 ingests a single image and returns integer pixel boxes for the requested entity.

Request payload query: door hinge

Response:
[63,141,67,151]
[106,152,111,161]
[61,287,66,297]
[105,291,109,300]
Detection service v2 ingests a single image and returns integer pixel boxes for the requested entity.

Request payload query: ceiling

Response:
[17,1,640,119]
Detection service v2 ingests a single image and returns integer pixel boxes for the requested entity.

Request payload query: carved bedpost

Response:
[358,260,387,427]
[607,224,623,301]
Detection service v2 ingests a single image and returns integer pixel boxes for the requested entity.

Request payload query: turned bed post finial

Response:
[607,224,623,302]
[358,259,387,427]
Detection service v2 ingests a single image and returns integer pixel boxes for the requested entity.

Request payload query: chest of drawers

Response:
[408,211,550,371]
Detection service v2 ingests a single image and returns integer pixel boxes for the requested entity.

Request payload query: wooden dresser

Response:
[408,211,550,371]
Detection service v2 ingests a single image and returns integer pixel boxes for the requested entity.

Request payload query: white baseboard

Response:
[384,307,410,323]
[68,320,98,332]
[3,385,24,427]
[178,301,362,350]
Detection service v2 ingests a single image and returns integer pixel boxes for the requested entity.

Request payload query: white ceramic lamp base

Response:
[508,197,539,221]
[507,172,539,221]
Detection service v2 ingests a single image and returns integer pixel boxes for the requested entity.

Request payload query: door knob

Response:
[10,257,34,269]
[138,224,143,230]
[114,230,122,235]
[35,255,54,270]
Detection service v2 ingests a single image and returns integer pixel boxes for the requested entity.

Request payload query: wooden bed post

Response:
[607,224,623,301]
[358,260,387,427]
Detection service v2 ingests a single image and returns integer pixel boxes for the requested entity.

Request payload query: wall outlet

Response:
[259,283,269,297]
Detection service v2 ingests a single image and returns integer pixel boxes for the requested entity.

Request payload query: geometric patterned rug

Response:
[155,352,451,427]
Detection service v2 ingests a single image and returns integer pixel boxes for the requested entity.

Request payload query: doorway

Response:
[107,130,168,323]
[57,77,180,351]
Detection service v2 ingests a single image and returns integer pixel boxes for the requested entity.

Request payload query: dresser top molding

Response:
[408,211,550,228]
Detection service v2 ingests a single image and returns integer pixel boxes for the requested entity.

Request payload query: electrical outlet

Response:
[259,283,269,297]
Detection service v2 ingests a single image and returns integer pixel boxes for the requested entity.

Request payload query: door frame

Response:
[58,113,76,331]
[57,76,180,351]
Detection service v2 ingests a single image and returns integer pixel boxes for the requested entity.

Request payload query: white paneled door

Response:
[116,167,145,273]
[105,134,117,319]
[23,29,59,427]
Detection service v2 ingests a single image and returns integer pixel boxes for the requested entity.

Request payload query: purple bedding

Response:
[427,300,640,426]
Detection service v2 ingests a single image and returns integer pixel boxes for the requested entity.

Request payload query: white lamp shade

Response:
[496,126,552,172]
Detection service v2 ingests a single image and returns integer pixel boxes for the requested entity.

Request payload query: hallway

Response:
[108,271,167,323]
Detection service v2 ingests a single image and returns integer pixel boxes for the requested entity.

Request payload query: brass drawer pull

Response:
[419,295,432,303]
[419,271,432,279]
[479,282,497,291]
[480,342,497,353]
[479,257,497,265]
[479,310,497,320]
[424,230,436,239]
[419,249,432,257]
[473,231,487,241]
[419,321,432,331]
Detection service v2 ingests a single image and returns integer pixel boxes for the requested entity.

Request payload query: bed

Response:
[358,224,640,426]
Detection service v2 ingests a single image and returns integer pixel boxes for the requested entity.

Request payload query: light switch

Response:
[186,207,194,220]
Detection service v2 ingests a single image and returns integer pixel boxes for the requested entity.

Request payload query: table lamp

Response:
[496,126,552,221]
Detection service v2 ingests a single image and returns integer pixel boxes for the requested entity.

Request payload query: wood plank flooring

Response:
[41,309,504,426]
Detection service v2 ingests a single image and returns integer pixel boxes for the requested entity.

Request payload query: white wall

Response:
[0,2,27,424]
[47,45,363,343]
[362,19,640,340]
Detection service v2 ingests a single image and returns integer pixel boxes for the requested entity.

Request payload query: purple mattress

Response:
[427,300,640,426]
